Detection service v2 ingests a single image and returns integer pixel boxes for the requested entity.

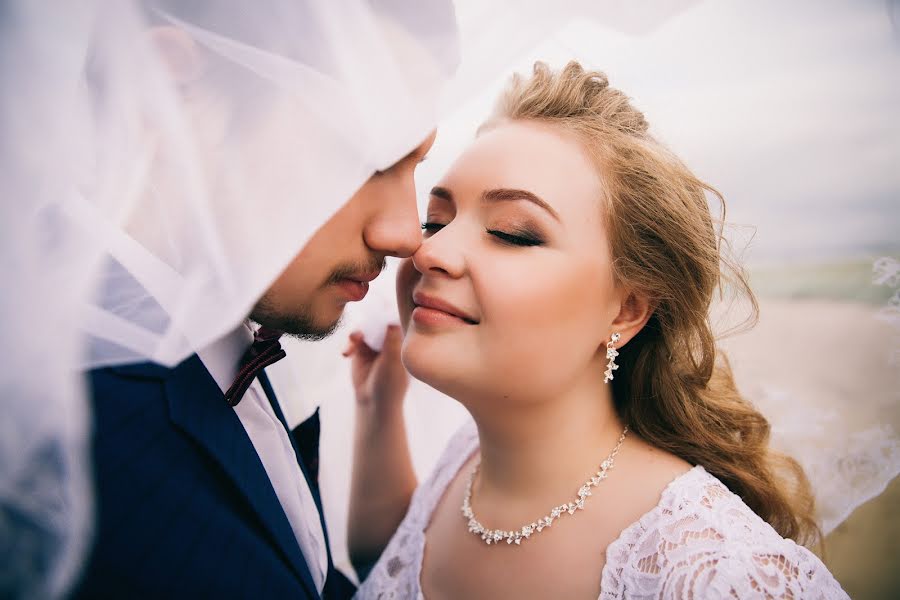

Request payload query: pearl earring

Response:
[604,333,621,384]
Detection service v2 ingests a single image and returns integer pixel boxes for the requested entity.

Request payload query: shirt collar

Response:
[196,321,255,393]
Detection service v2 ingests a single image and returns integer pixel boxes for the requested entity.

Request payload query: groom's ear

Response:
[145,26,207,85]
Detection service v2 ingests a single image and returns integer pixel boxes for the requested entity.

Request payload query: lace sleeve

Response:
[356,420,479,600]
[601,468,849,600]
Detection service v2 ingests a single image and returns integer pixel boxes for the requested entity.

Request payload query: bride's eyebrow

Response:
[430,185,560,222]
[482,188,559,222]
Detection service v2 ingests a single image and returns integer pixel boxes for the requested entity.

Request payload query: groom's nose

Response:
[362,172,423,258]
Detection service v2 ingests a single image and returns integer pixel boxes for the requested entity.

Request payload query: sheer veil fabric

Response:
[2,1,459,596]
[2,1,897,597]
[1,6,98,597]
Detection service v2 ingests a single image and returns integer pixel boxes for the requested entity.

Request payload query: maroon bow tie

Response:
[224,326,287,407]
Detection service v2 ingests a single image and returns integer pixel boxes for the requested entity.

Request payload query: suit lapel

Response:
[161,355,320,598]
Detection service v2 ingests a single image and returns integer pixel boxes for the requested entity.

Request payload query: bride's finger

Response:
[381,324,402,356]
[342,330,365,357]
[354,336,379,362]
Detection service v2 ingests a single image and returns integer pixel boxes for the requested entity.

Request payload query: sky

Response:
[416,0,900,265]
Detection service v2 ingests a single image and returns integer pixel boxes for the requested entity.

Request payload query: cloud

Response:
[419,0,900,262]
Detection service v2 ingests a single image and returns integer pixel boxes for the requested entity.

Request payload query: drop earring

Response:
[604,333,621,384]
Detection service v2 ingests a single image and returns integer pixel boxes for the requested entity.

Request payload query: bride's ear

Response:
[145,26,207,86]
[607,289,653,347]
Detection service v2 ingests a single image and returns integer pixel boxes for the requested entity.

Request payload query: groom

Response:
[72,127,435,599]
[70,6,449,599]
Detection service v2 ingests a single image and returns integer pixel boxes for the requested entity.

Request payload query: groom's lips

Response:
[334,270,380,302]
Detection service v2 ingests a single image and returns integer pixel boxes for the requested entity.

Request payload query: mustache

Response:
[326,257,387,284]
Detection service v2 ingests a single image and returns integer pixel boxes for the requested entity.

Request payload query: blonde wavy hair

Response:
[483,61,820,547]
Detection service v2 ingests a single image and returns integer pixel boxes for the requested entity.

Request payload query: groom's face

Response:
[251,132,437,338]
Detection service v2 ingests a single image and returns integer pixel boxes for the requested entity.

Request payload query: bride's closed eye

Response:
[420,221,545,247]
[486,227,544,247]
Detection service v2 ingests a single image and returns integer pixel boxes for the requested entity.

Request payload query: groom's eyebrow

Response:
[402,147,423,163]
[430,186,454,202]
[385,147,427,172]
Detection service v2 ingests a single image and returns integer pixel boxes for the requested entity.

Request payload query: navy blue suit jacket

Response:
[72,353,355,599]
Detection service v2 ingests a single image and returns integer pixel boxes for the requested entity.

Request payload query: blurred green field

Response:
[824,477,900,599]
[749,259,898,305]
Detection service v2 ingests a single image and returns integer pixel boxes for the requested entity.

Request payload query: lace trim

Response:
[357,421,479,600]
[357,419,848,600]
[599,467,847,599]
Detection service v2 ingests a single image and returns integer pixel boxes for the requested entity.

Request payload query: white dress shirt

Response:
[196,323,328,593]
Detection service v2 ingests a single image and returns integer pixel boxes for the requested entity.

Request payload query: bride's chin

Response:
[400,341,437,383]
[401,337,466,395]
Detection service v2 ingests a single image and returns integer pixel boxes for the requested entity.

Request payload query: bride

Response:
[346,61,848,599]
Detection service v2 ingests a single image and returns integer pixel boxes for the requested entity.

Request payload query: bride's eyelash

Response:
[421,222,544,247]
[486,229,544,247]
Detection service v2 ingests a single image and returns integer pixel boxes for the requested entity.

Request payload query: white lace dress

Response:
[356,420,848,599]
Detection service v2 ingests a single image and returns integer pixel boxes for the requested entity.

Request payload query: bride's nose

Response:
[410,225,466,278]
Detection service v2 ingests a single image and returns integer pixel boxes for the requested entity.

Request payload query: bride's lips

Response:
[411,291,479,327]
[334,271,380,302]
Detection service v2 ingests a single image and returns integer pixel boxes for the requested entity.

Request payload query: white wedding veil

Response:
[1,6,98,597]
[2,0,897,596]
[1,0,459,596]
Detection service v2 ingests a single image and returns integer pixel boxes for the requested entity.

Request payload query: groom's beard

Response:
[251,257,385,340]
[251,294,341,341]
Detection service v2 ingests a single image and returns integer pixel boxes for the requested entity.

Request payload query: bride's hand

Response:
[343,325,409,410]
[345,325,416,568]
